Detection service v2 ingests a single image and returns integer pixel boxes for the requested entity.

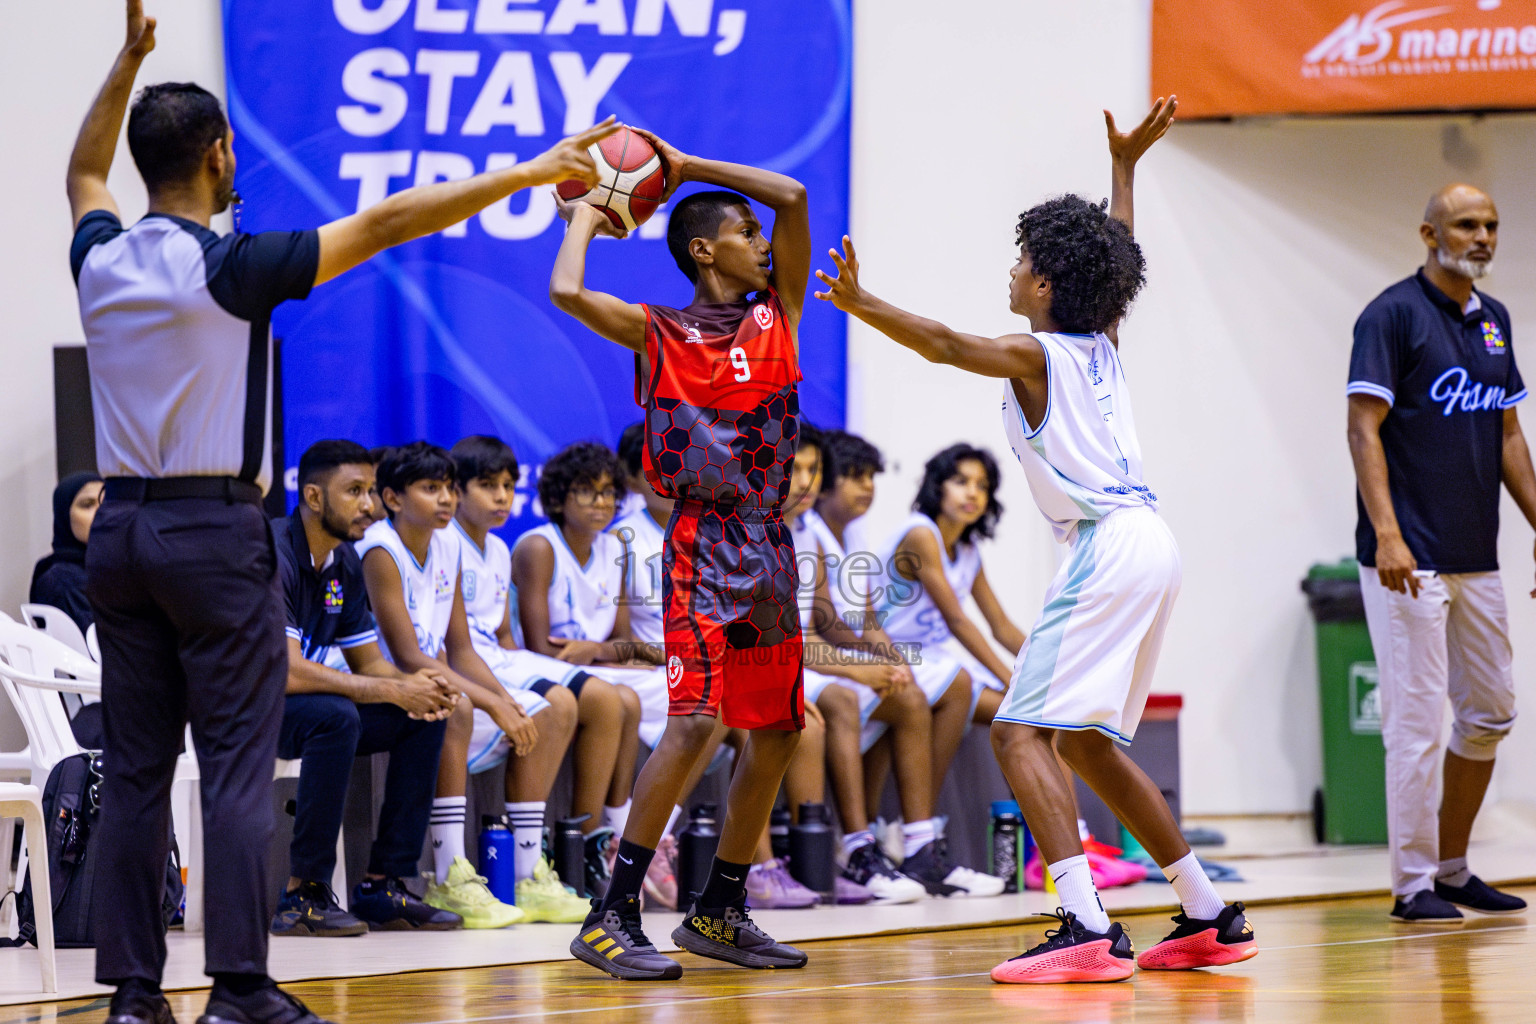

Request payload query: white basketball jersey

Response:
[1001,332,1157,541]
[789,513,820,633]
[875,513,981,647]
[453,520,513,654]
[611,508,666,645]
[355,519,460,661]
[804,509,867,631]
[518,523,622,641]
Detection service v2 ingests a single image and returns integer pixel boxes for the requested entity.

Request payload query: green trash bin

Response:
[1301,560,1388,845]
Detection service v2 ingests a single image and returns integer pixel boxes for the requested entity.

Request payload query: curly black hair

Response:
[820,430,883,485]
[913,443,1003,545]
[1016,195,1146,335]
[538,441,628,526]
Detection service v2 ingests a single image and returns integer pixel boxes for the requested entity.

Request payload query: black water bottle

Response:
[769,807,792,862]
[553,814,590,894]
[787,802,836,899]
[989,800,1024,894]
[675,804,720,901]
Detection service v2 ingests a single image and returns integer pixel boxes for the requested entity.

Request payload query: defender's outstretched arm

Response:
[815,236,1044,380]
[68,0,157,226]
[314,119,619,287]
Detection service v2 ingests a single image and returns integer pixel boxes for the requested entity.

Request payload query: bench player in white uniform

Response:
[814,98,1258,983]
[450,436,642,911]
[359,442,578,928]
[510,442,669,897]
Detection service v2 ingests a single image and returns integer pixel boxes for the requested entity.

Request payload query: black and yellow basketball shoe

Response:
[569,895,683,980]
[671,896,808,969]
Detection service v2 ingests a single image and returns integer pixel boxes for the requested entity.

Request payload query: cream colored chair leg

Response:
[0,818,15,936]
[20,801,55,993]
[183,784,204,934]
[333,831,349,909]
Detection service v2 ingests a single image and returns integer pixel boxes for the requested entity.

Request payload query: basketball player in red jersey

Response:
[550,130,812,981]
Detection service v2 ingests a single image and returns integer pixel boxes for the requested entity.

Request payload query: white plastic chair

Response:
[0,781,56,993]
[18,605,90,659]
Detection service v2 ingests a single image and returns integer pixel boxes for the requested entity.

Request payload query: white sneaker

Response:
[943,863,1006,898]
[843,842,926,904]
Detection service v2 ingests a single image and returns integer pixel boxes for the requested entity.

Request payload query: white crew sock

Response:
[429,796,467,882]
[1437,856,1472,888]
[505,801,546,883]
[902,818,938,858]
[1049,855,1110,933]
[603,799,633,839]
[1077,818,1092,842]
[1162,851,1225,920]
[665,804,684,837]
[842,830,875,857]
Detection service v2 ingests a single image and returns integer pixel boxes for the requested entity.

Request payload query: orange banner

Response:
[1154,1,1536,118]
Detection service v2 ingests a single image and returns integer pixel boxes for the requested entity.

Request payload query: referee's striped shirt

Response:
[71,211,319,492]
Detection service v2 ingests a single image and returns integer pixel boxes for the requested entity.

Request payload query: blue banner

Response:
[222,0,850,532]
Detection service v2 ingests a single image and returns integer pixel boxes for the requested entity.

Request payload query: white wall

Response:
[4,1,1535,815]
[851,0,1536,814]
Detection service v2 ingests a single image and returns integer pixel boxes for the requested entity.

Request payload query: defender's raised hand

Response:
[125,0,157,58]
[1105,95,1177,170]
[629,127,690,202]
[522,117,621,188]
[814,236,865,313]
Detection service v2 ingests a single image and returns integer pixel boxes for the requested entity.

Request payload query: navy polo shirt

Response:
[274,515,378,665]
[1348,270,1526,573]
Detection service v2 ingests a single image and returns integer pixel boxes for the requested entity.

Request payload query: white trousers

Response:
[1359,570,1518,895]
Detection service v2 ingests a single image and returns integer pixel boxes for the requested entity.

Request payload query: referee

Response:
[67,6,613,1023]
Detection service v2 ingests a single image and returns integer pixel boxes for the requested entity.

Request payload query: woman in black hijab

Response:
[30,471,104,633]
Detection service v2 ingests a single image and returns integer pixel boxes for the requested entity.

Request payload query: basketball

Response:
[557,124,667,232]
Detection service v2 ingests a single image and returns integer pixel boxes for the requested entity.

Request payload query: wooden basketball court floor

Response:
[4,887,1534,1024]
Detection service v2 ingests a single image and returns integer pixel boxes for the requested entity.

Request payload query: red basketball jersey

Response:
[636,289,801,508]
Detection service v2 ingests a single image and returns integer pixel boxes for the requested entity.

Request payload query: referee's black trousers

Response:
[86,492,287,984]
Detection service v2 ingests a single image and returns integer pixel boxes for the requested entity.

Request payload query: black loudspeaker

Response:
[52,341,287,515]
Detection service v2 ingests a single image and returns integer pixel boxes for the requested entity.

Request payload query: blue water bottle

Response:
[479,815,517,904]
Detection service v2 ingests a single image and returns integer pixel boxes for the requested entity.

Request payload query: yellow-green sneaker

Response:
[424,857,524,929]
[516,857,593,923]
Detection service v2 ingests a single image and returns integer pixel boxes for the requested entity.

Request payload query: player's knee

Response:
[443,697,474,750]
[939,670,972,708]
[893,681,929,720]
[991,719,1051,763]
[817,685,858,726]
[578,676,622,722]
[1449,708,1516,761]
[1054,727,1111,767]
[617,683,642,724]
[660,712,718,753]
[800,710,826,753]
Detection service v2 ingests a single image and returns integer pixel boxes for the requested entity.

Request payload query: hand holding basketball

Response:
[1105,95,1177,169]
[555,191,628,239]
[814,236,864,312]
[523,117,621,189]
[125,0,157,59]
[629,127,690,202]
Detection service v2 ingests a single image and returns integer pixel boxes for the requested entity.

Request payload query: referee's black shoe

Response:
[1389,889,1464,924]
[1435,875,1528,915]
[197,982,335,1024]
[107,982,176,1024]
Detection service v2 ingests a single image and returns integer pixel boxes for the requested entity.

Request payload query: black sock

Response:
[212,972,271,998]
[699,857,752,909]
[111,977,162,1008]
[600,839,656,910]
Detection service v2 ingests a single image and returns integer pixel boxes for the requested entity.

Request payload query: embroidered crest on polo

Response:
[323,578,344,611]
[1483,319,1506,354]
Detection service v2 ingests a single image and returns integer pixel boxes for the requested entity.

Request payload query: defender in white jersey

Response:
[451,436,645,906]
[362,443,579,928]
[815,98,1257,982]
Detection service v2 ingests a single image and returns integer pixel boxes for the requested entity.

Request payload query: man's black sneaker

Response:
[897,842,964,897]
[570,895,683,980]
[843,841,927,903]
[671,895,808,969]
[585,827,615,899]
[107,991,176,1024]
[990,908,1134,983]
[196,983,334,1024]
[1435,875,1528,915]
[1138,902,1259,969]
[1390,889,1465,924]
[270,881,368,937]
[351,876,463,931]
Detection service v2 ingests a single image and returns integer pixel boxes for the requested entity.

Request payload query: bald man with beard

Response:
[1346,184,1536,923]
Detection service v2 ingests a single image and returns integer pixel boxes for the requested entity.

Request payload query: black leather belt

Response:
[103,476,264,505]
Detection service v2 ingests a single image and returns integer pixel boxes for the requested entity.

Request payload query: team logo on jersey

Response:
[753,304,774,330]
[434,568,453,599]
[1483,320,1506,354]
[667,655,684,691]
[324,578,344,612]
[685,325,705,344]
